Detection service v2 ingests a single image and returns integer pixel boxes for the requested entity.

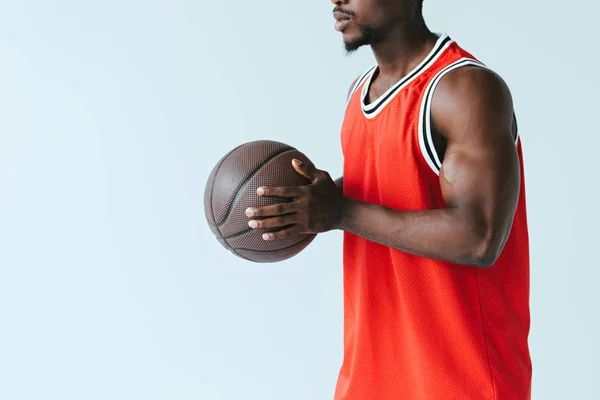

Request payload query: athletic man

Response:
[245,0,532,398]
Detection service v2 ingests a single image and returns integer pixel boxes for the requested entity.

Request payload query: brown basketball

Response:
[204,140,317,263]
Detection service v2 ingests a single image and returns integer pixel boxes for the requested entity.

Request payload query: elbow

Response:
[469,232,505,268]
[471,249,500,269]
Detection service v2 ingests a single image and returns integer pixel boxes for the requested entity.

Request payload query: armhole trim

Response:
[418,58,519,176]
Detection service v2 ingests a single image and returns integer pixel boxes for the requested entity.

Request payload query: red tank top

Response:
[336,34,532,400]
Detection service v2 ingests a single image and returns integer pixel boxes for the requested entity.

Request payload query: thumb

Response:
[292,159,317,182]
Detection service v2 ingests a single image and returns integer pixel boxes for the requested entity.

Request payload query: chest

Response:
[340,82,446,210]
[341,86,423,166]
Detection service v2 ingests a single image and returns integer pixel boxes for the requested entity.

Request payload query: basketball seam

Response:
[216,232,253,262]
[207,145,244,256]
[232,234,314,253]
[209,144,243,226]
[230,248,252,261]
[215,146,295,227]
[222,227,253,240]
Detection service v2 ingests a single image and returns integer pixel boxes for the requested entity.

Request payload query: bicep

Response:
[439,135,520,231]
[433,67,520,231]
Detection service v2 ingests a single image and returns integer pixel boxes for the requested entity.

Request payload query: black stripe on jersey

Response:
[363,35,452,116]
[348,66,377,103]
[421,59,484,172]
[420,58,520,174]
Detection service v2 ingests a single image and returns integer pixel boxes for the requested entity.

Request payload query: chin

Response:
[342,31,361,43]
[344,35,368,53]
[341,27,359,41]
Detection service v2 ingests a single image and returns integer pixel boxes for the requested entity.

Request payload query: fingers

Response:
[292,159,319,183]
[248,213,298,229]
[256,185,304,198]
[245,200,301,218]
[261,226,303,241]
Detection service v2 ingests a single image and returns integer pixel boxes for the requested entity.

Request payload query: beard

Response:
[344,24,387,53]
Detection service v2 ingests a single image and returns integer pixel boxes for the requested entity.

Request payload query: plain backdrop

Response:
[0,1,598,399]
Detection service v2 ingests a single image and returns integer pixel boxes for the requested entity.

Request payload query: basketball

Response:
[204,140,317,263]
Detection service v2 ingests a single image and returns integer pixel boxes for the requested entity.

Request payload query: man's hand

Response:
[245,159,345,240]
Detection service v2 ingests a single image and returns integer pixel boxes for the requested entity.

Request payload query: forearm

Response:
[338,198,500,268]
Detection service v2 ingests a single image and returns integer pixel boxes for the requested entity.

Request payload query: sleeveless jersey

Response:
[335,34,532,400]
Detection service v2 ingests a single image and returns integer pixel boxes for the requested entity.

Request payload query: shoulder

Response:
[347,75,361,100]
[431,65,514,141]
[435,65,512,110]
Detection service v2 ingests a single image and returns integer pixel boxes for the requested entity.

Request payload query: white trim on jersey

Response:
[418,58,520,176]
[346,65,377,107]
[360,33,454,119]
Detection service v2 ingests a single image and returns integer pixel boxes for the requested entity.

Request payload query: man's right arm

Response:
[335,75,361,189]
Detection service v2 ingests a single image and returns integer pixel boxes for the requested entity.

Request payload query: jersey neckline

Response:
[360,33,453,119]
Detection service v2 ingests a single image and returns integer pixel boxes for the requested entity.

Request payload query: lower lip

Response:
[335,19,351,32]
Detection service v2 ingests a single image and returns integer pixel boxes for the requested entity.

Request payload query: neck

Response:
[370,18,438,78]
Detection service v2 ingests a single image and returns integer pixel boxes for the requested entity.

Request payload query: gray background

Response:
[0,1,598,399]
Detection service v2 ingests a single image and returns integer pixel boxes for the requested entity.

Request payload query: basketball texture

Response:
[204,140,317,263]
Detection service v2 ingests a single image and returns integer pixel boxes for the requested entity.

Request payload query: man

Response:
[245,0,531,398]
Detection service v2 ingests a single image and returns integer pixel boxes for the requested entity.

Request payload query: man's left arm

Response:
[246,67,521,268]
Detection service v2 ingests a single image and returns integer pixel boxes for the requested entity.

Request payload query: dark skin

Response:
[245,0,520,268]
